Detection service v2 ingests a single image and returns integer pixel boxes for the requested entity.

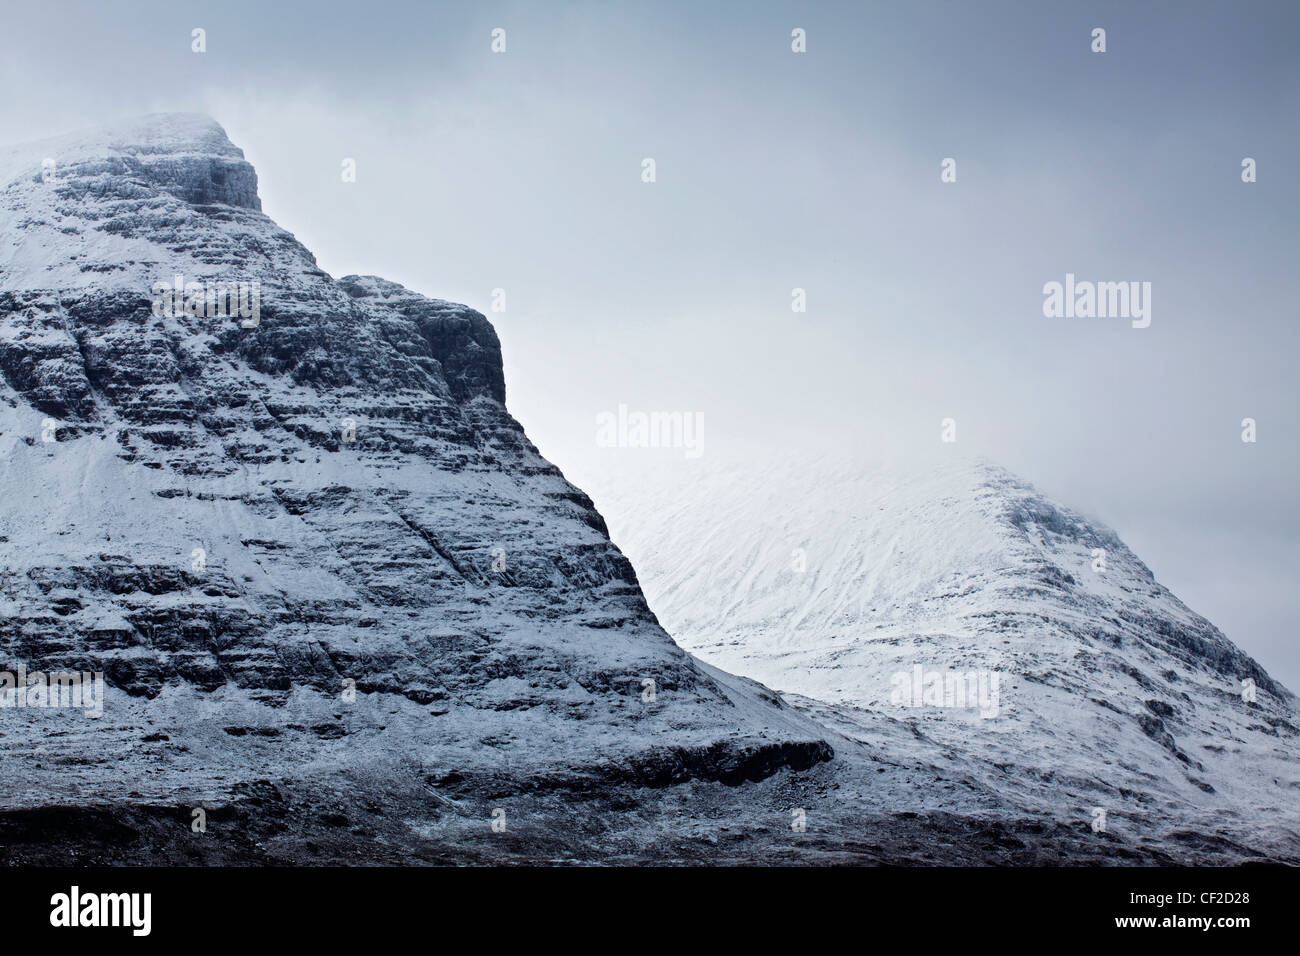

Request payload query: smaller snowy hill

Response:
[584,452,1300,851]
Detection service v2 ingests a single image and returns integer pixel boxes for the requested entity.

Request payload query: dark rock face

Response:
[0,115,832,825]
[338,275,506,405]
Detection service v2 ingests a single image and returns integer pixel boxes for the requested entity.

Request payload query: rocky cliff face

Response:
[0,115,831,825]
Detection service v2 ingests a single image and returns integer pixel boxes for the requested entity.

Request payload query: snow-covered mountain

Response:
[0,115,832,843]
[584,452,1300,853]
[1,115,1292,864]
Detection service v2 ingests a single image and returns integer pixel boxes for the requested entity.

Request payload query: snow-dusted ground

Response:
[584,451,1300,852]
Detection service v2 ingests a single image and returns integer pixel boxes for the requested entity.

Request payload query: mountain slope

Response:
[584,452,1300,852]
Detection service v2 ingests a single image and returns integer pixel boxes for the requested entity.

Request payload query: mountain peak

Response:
[2,112,241,165]
[1,112,259,214]
[68,112,237,153]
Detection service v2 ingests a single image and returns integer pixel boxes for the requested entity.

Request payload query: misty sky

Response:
[2,1,1297,689]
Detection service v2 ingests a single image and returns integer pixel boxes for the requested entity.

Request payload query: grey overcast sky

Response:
[2,1,1297,689]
